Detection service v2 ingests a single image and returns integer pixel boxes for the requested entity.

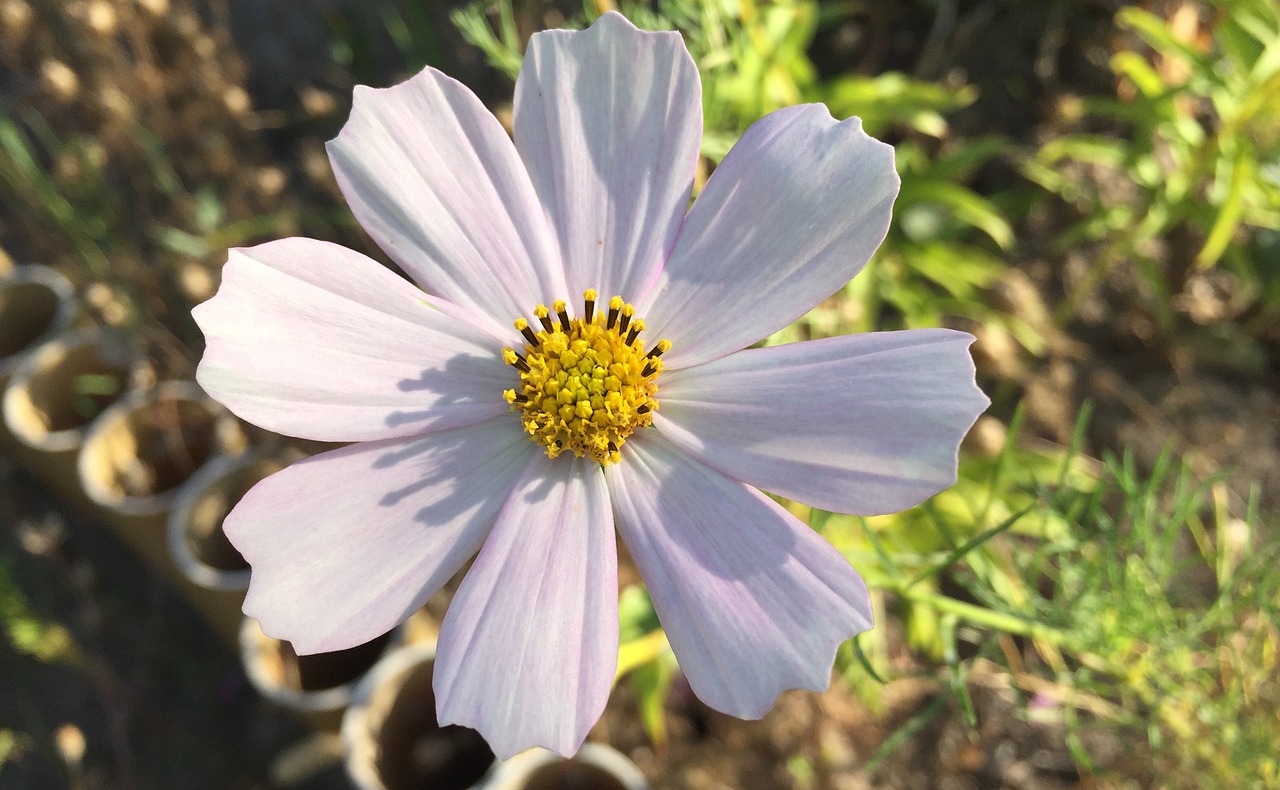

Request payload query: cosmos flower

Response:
[194,12,988,758]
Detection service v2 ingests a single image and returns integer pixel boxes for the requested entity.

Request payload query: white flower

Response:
[194,12,989,758]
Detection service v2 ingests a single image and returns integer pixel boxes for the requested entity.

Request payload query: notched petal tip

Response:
[330,65,471,147]
[935,328,994,415]
[588,9,637,29]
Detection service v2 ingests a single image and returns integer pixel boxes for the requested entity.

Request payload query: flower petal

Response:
[655,329,989,515]
[641,105,899,368]
[226,419,532,655]
[435,453,617,759]
[607,433,872,718]
[328,65,566,325]
[194,238,511,442]
[514,11,701,302]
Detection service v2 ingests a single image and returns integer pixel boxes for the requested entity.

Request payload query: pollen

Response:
[503,290,668,465]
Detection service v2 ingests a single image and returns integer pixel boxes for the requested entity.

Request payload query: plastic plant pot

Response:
[241,617,403,732]
[0,265,75,392]
[76,380,247,636]
[342,641,497,790]
[482,744,649,790]
[3,327,146,500]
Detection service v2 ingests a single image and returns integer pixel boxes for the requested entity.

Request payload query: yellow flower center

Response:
[503,290,669,465]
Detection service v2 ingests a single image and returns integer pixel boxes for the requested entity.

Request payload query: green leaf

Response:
[1117,8,1211,76]
[819,72,977,137]
[1112,51,1169,96]
[1199,150,1253,267]
[897,181,1015,249]
[628,659,673,749]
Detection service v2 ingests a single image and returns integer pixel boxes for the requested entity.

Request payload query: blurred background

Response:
[1,0,1277,787]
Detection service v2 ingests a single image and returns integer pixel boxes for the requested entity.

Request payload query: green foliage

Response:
[0,561,81,667]
[1026,0,1280,327]
[1029,452,1279,785]
[822,400,1279,786]
[617,584,675,748]
[0,113,112,278]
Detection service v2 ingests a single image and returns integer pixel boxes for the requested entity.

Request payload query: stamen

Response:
[502,347,530,373]
[625,319,645,346]
[617,304,635,335]
[534,304,555,333]
[636,404,650,415]
[606,295,624,330]
[646,339,671,359]
[514,317,540,347]
[553,299,571,332]
[583,289,598,323]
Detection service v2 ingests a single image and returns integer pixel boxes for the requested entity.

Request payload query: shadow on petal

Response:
[386,352,510,430]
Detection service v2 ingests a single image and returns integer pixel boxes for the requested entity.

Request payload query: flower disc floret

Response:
[503,290,669,465]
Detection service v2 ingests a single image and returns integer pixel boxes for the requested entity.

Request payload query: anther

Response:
[617,304,635,335]
[534,304,555,333]
[502,347,531,373]
[606,295,624,330]
[646,339,671,359]
[636,405,650,415]
[641,362,658,377]
[625,319,645,346]
[583,289,598,323]
[514,318,540,347]
[553,299,571,332]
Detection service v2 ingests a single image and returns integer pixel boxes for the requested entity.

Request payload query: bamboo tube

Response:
[165,450,298,641]
[3,328,148,501]
[0,264,75,397]
[75,381,247,639]
[484,744,649,790]
[342,641,497,790]
[241,618,402,733]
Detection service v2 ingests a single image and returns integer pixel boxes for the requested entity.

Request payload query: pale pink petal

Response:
[435,453,617,759]
[655,329,989,515]
[227,419,533,655]
[193,238,512,442]
[328,66,566,325]
[514,11,701,301]
[641,105,899,368]
[607,433,872,718]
